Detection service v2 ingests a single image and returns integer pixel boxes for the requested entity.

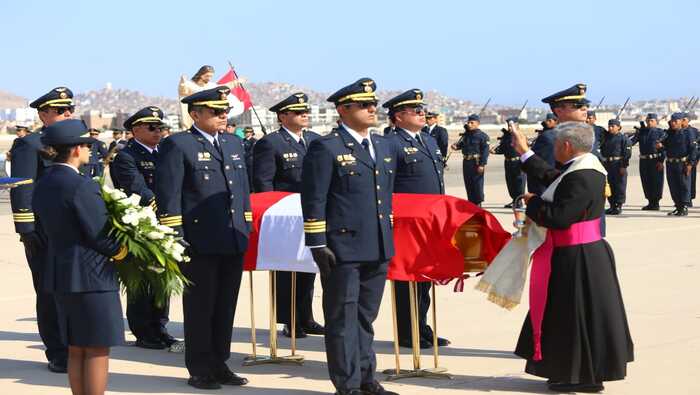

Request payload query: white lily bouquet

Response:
[99,179,190,307]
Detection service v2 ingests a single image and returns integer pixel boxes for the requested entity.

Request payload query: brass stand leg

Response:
[382,280,409,377]
[249,271,257,358]
[243,270,304,366]
[291,271,297,356]
[384,281,452,381]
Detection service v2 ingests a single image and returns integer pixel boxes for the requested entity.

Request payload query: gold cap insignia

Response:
[152,111,159,117]
[578,84,586,95]
[59,92,68,99]
[299,97,305,104]
[416,94,422,100]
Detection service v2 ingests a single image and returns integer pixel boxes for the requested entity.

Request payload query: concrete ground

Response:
[0,141,699,394]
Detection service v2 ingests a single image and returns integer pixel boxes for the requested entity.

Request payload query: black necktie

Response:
[415,134,425,149]
[361,138,374,162]
[213,138,222,155]
[299,137,306,150]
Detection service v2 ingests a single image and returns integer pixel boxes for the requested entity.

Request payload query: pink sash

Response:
[529,218,602,361]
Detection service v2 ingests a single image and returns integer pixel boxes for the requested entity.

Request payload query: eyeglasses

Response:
[209,107,231,116]
[345,101,378,110]
[147,124,162,132]
[80,143,92,148]
[399,106,426,115]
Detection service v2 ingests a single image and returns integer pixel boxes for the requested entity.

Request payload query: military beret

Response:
[467,114,480,122]
[382,89,425,112]
[327,77,377,105]
[587,110,596,117]
[646,113,658,120]
[181,86,231,110]
[545,113,557,121]
[40,119,95,146]
[270,92,310,113]
[30,87,74,109]
[124,106,166,130]
[541,83,591,106]
[671,112,684,121]
[608,119,621,126]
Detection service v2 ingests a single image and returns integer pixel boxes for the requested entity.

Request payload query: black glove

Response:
[310,247,336,278]
[20,231,46,260]
[177,239,192,258]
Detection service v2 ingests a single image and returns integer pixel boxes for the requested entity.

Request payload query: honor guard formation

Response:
[7,77,700,395]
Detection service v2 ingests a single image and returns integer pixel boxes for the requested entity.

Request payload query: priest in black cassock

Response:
[510,118,633,393]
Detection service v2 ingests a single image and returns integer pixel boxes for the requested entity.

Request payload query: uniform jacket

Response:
[388,128,444,194]
[9,129,51,234]
[253,128,320,192]
[600,132,632,167]
[630,127,666,161]
[111,139,158,207]
[33,165,121,293]
[423,125,449,157]
[454,128,490,166]
[531,128,555,167]
[301,126,395,262]
[661,128,698,165]
[493,130,521,159]
[155,128,252,255]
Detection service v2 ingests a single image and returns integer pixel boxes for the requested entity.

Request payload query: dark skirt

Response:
[57,291,125,347]
[514,239,634,384]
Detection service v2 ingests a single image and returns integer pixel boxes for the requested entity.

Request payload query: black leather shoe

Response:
[675,207,689,216]
[436,336,451,347]
[187,375,221,390]
[398,338,431,349]
[282,324,307,338]
[605,206,621,215]
[548,382,604,393]
[503,202,513,208]
[361,381,399,395]
[302,320,325,335]
[47,359,67,373]
[159,333,179,347]
[335,390,364,395]
[214,369,249,386]
[134,337,167,350]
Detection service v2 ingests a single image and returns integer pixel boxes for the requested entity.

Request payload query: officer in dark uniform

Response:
[10,87,75,373]
[492,117,526,207]
[80,128,108,177]
[302,78,398,395]
[528,113,557,194]
[660,113,697,216]
[242,126,256,189]
[383,89,449,350]
[423,111,449,157]
[681,112,699,205]
[451,114,489,206]
[7,125,31,163]
[160,124,172,139]
[108,129,126,152]
[155,86,251,390]
[33,119,127,393]
[600,119,632,215]
[630,113,666,210]
[111,106,179,350]
[252,92,324,338]
[586,111,606,160]
[383,121,396,135]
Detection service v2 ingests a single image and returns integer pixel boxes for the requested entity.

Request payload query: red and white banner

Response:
[217,67,253,117]
[243,192,511,283]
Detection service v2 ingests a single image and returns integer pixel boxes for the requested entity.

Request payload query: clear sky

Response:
[2,0,698,106]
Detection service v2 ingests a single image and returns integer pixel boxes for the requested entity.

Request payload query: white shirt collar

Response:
[399,127,420,140]
[564,153,586,165]
[281,126,302,143]
[341,123,375,159]
[134,138,157,154]
[56,163,80,174]
[193,124,219,145]
[428,124,436,132]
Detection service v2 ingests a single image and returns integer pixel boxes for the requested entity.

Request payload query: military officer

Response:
[242,126,256,189]
[155,86,251,390]
[80,128,108,177]
[8,125,32,162]
[450,114,489,206]
[383,89,449,350]
[660,113,697,216]
[681,112,699,205]
[302,78,398,395]
[160,124,172,139]
[492,117,526,207]
[423,111,449,157]
[10,87,75,373]
[112,106,179,350]
[528,113,557,194]
[383,120,396,135]
[600,119,632,215]
[586,110,606,160]
[630,113,666,210]
[252,92,324,338]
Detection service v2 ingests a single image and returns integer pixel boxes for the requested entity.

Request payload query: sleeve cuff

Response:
[520,150,535,163]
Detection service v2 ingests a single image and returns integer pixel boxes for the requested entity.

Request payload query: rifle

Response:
[594,96,605,110]
[616,97,630,121]
[444,98,492,165]
[683,96,698,112]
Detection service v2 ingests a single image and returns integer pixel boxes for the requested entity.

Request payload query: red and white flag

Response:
[217,67,253,116]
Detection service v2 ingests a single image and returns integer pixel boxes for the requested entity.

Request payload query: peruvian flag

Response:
[217,67,253,116]
[243,192,511,284]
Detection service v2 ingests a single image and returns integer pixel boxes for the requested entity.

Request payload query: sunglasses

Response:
[289,110,310,115]
[210,107,231,116]
[147,124,162,132]
[80,143,92,148]
[399,106,426,115]
[345,101,378,109]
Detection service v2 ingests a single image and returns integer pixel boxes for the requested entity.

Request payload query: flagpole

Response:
[227,61,267,135]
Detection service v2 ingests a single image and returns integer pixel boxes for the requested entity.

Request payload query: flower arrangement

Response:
[99,180,189,307]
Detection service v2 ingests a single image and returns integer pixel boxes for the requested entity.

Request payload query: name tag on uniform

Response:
[139,161,155,170]
[198,152,211,161]
[283,152,299,160]
[404,147,418,154]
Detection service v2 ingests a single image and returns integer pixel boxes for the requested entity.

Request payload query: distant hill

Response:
[74,87,180,115]
[0,90,27,108]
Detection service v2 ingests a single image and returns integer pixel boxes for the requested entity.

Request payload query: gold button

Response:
[225,165,230,170]
[378,214,383,219]
[377,200,381,204]
[194,219,198,223]
[230,209,235,213]
[229,180,233,184]
[375,170,379,175]
[204,166,208,169]
[376,186,380,190]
